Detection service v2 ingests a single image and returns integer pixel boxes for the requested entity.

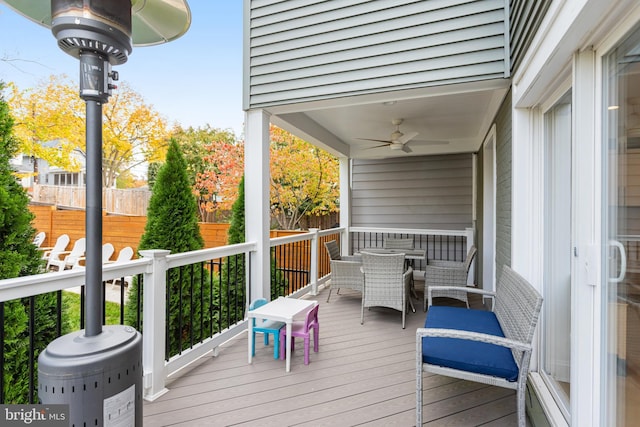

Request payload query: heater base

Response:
[38,325,142,427]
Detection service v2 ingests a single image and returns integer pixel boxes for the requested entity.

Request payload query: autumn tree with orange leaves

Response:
[269,125,339,229]
[6,77,84,179]
[189,125,338,229]
[195,140,244,221]
[8,75,169,188]
[170,125,242,222]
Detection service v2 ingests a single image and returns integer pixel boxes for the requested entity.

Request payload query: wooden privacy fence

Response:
[29,205,230,258]
[28,206,312,277]
[30,185,338,228]
[31,184,151,216]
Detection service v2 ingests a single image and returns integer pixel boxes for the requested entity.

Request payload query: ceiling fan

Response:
[357,118,448,153]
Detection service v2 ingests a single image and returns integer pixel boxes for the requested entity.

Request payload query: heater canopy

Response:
[1,0,191,47]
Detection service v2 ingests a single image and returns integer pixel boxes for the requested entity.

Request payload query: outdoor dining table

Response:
[358,247,427,261]
[247,296,317,372]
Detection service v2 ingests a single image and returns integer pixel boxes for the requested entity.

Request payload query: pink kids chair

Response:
[279,304,319,365]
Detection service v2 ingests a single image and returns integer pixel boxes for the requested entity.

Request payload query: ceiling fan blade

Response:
[401,145,412,153]
[396,131,419,144]
[364,143,391,150]
[409,139,449,145]
[356,137,393,144]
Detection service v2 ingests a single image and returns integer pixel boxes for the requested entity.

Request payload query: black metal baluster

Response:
[136,274,143,331]
[80,286,85,329]
[208,260,214,336]
[0,302,4,403]
[178,267,184,354]
[28,296,35,403]
[217,259,222,333]
[56,291,62,337]
[102,281,106,325]
[165,270,171,361]
[200,261,204,341]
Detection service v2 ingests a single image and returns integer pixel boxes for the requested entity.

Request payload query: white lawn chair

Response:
[108,246,135,288]
[102,243,115,263]
[72,243,115,269]
[47,237,85,271]
[40,234,70,262]
[32,231,46,248]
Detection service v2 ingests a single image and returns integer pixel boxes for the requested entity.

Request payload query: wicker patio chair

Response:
[361,251,412,328]
[324,241,364,302]
[324,240,361,262]
[383,237,414,249]
[423,245,477,310]
[417,265,543,427]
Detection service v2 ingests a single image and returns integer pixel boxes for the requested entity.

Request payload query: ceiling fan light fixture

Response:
[390,130,403,141]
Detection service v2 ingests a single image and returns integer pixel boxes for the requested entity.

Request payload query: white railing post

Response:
[140,249,171,401]
[465,227,476,285]
[339,158,351,255]
[342,228,351,257]
[309,228,319,295]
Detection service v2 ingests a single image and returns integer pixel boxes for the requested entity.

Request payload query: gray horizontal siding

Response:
[509,0,551,73]
[351,154,473,230]
[495,90,511,277]
[246,0,509,109]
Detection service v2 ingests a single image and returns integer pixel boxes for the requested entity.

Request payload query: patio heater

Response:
[2,0,190,425]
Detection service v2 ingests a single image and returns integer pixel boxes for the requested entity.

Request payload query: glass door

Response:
[603,24,640,426]
[541,92,572,420]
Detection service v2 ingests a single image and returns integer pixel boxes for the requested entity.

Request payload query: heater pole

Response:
[84,87,103,337]
[79,50,111,337]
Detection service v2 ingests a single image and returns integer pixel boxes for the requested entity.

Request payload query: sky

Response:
[0,1,245,136]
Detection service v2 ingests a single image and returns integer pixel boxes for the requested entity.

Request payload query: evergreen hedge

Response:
[0,83,57,403]
[125,140,212,356]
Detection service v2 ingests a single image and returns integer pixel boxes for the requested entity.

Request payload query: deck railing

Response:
[0,226,471,404]
[349,227,475,273]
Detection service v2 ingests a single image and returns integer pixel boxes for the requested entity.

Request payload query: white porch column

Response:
[245,109,271,303]
[339,157,351,255]
[308,228,319,295]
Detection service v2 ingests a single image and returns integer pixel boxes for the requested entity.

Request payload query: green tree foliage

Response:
[227,176,245,246]
[125,140,210,356]
[219,176,246,326]
[221,177,287,320]
[170,125,237,186]
[270,125,339,229]
[2,301,29,403]
[147,162,161,190]
[170,125,241,222]
[0,83,56,403]
[9,76,169,188]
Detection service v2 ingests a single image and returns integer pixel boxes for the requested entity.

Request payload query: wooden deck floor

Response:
[143,284,522,426]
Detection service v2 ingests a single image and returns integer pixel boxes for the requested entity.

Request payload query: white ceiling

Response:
[267,79,510,160]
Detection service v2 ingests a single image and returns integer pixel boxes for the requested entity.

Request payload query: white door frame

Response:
[482,125,497,292]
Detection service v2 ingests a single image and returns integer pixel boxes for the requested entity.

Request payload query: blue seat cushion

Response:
[422,306,519,382]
